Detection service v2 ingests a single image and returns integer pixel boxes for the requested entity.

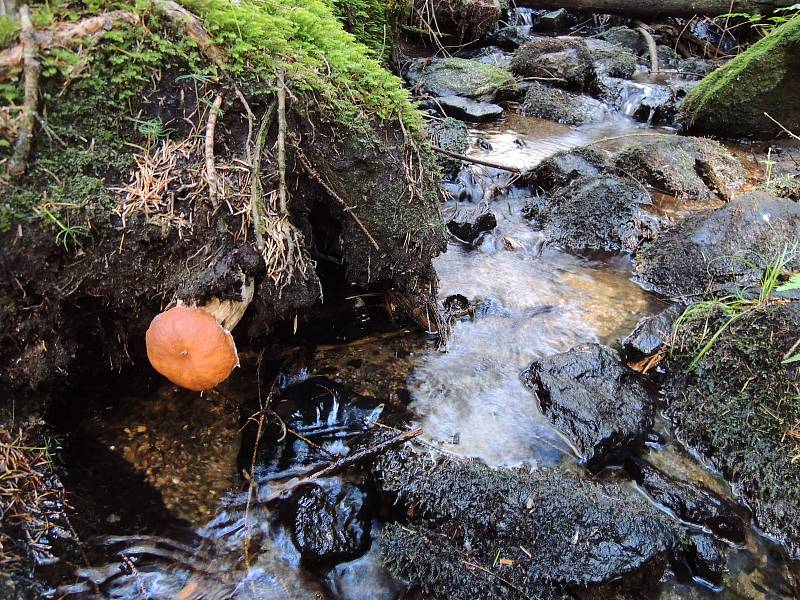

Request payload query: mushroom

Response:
[146,305,239,391]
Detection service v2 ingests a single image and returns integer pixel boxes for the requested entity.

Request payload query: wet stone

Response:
[685,533,726,586]
[284,481,372,564]
[429,95,504,122]
[511,37,596,91]
[523,343,655,471]
[447,212,497,242]
[626,457,746,544]
[534,9,574,33]
[428,117,469,176]
[522,146,608,192]
[406,57,516,102]
[599,26,646,54]
[521,81,607,125]
[621,304,682,360]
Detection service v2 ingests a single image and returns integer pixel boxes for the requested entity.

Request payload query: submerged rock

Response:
[685,534,726,586]
[510,37,596,91]
[521,81,607,125]
[611,135,745,201]
[666,303,800,558]
[407,57,516,102]
[526,175,661,253]
[621,304,682,360]
[680,16,800,137]
[367,434,678,597]
[284,481,372,564]
[626,457,746,543]
[586,38,639,80]
[635,192,800,298]
[523,343,655,471]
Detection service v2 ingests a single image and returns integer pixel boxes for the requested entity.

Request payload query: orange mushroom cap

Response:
[145,306,238,391]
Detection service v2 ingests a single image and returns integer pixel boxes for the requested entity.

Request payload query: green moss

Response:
[1,0,430,232]
[0,15,18,49]
[415,57,515,101]
[679,16,800,136]
[667,303,800,554]
[331,0,392,56]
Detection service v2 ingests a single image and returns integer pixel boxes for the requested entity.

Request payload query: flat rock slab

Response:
[524,343,655,470]
[433,95,504,122]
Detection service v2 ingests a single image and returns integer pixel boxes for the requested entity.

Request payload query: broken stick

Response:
[7,4,38,178]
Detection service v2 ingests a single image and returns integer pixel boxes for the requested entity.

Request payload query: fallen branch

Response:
[0,10,138,80]
[152,0,225,67]
[7,5,38,178]
[635,21,659,74]
[432,145,522,173]
[764,112,800,142]
[204,93,223,206]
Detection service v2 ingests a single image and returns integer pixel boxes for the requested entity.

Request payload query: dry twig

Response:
[7,5,39,177]
[205,93,223,205]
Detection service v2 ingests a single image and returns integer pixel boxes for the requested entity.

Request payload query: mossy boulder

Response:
[406,57,516,102]
[679,16,800,137]
[427,116,469,176]
[666,303,800,557]
[510,36,596,92]
[522,146,608,191]
[521,81,607,125]
[367,433,679,597]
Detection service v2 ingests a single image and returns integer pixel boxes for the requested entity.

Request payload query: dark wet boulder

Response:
[608,79,679,125]
[447,212,497,242]
[366,433,678,597]
[685,534,726,586]
[680,16,800,138]
[526,175,661,253]
[284,481,372,564]
[522,146,608,192]
[666,303,800,558]
[611,135,745,201]
[621,304,682,360]
[511,37,596,91]
[488,25,531,50]
[635,192,800,298]
[461,45,513,69]
[523,343,655,471]
[430,95,504,122]
[427,117,469,177]
[406,57,516,102]
[534,9,575,33]
[626,458,746,543]
[521,81,607,125]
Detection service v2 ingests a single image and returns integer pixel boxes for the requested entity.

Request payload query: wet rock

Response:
[406,57,516,102]
[427,117,469,177]
[626,457,746,543]
[284,481,372,564]
[511,37,596,91]
[679,57,722,79]
[431,95,504,122]
[522,146,608,192]
[368,434,678,597]
[460,45,513,68]
[598,26,646,54]
[635,192,800,298]
[521,81,607,125]
[488,25,531,50]
[657,45,682,70]
[685,534,726,586]
[447,212,497,242]
[534,9,574,33]
[526,175,661,253]
[621,304,682,360]
[523,343,655,471]
[611,135,745,201]
[609,79,678,125]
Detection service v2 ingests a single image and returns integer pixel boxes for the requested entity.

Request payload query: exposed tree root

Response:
[635,21,660,74]
[0,10,138,80]
[6,5,38,178]
[205,93,223,206]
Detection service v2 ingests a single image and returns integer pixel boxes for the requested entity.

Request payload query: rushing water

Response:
[54,62,799,600]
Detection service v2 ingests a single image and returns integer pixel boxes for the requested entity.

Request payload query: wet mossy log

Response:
[679,15,800,137]
[0,0,445,395]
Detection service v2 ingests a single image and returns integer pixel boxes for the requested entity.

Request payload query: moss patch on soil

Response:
[666,302,800,558]
[679,16,800,137]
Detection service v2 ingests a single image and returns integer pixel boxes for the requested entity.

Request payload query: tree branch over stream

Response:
[514,0,799,18]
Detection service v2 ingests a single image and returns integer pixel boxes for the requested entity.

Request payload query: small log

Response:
[515,0,799,18]
[432,145,522,173]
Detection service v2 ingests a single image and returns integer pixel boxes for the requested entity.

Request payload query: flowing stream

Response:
[53,47,799,600]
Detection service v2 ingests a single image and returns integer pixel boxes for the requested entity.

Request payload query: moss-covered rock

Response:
[679,16,800,137]
[521,81,606,125]
[666,303,800,558]
[406,57,516,102]
[427,116,469,176]
[510,36,596,92]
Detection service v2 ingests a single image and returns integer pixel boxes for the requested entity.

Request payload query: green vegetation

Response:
[331,0,392,55]
[716,4,800,36]
[0,15,18,49]
[679,15,800,136]
[1,0,430,234]
[673,244,797,369]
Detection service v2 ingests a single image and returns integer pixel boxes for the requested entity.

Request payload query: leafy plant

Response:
[717,5,800,36]
[39,206,91,251]
[674,243,798,369]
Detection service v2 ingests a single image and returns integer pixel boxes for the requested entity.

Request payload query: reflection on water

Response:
[409,190,663,466]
